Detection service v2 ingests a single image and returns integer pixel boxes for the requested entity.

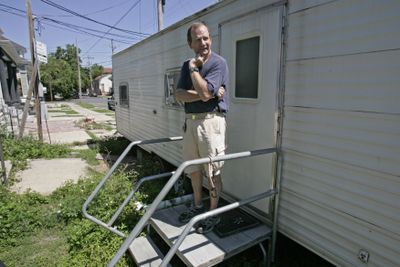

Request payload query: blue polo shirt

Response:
[177,52,229,114]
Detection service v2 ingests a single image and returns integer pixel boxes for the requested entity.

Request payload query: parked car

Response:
[107,95,116,110]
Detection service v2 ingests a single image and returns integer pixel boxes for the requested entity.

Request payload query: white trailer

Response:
[109,0,400,266]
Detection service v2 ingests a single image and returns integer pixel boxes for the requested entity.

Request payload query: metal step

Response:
[149,203,272,267]
[128,235,171,267]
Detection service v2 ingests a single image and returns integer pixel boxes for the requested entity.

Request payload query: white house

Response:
[93,73,112,96]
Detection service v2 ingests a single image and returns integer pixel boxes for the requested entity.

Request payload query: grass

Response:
[76,101,114,114]
[47,106,79,115]
[0,136,144,267]
[0,228,68,267]
[73,148,99,165]
[76,102,96,109]
[52,114,84,118]
[93,108,114,114]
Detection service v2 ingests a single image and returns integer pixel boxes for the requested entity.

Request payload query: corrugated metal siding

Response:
[285,50,400,115]
[287,0,400,61]
[283,107,400,176]
[280,0,400,266]
[280,189,399,267]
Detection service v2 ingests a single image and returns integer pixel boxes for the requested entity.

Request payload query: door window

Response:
[235,36,260,99]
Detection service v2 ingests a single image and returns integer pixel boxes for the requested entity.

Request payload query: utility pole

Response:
[111,39,115,54]
[26,0,43,142]
[76,39,82,98]
[157,0,165,31]
[87,56,94,96]
[18,61,38,139]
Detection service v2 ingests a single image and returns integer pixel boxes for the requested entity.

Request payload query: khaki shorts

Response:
[183,113,227,176]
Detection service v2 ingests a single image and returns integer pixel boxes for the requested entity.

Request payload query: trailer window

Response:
[235,36,260,99]
[164,69,183,109]
[119,82,129,107]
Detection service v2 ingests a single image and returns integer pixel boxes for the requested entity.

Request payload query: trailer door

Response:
[220,5,283,215]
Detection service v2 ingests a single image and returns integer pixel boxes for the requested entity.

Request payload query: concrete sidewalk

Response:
[25,101,116,144]
[11,100,117,195]
[11,158,89,195]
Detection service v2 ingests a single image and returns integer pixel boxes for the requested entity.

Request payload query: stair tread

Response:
[150,204,272,267]
[129,235,170,267]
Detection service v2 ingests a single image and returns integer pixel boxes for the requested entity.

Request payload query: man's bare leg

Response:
[190,171,203,207]
[209,174,222,210]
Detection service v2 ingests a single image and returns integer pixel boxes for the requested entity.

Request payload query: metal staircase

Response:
[82,137,280,267]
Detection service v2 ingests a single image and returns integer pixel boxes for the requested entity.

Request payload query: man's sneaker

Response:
[195,216,221,234]
[178,205,205,223]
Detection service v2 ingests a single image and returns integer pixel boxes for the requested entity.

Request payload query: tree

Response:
[40,55,76,99]
[90,64,103,79]
[40,44,90,99]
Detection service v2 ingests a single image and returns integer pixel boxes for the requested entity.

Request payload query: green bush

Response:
[59,219,132,267]
[51,169,140,224]
[97,136,131,155]
[2,136,70,171]
[0,136,170,267]
[0,186,55,248]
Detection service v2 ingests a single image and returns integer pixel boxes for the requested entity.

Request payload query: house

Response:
[0,28,29,135]
[0,29,29,105]
[86,0,400,266]
[93,74,112,96]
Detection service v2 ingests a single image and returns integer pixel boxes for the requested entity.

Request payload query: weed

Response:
[47,105,79,115]
[0,228,68,267]
[76,118,113,131]
[2,136,71,175]
[77,102,95,109]
[0,186,55,248]
[97,136,131,155]
[74,149,99,165]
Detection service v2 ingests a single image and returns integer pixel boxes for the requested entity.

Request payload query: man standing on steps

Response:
[175,22,229,234]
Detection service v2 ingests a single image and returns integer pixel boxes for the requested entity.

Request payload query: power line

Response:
[85,0,143,53]
[38,0,133,17]
[38,19,132,45]
[80,0,133,17]
[0,3,25,13]
[39,17,140,41]
[0,7,26,18]
[0,4,137,44]
[39,0,149,37]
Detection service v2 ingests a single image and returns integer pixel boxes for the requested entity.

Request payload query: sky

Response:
[0,0,218,67]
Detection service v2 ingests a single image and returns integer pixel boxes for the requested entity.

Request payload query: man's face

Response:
[189,25,212,58]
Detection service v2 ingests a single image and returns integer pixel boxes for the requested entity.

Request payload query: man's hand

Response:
[190,54,204,68]
[217,86,225,100]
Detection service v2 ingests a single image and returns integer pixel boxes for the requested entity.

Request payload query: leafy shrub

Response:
[51,169,140,224]
[0,136,172,267]
[49,168,143,266]
[75,148,99,165]
[97,136,131,155]
[0,186,55,248]
[58,219,132,267]
[2,136,71,171]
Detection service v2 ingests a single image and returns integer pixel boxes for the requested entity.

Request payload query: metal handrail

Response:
[160,189,277,267]
[107,171,175,227]
[108,147,277,267]
[82,137,183,237]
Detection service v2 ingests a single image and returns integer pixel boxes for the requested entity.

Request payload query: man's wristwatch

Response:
[189,67,199,73]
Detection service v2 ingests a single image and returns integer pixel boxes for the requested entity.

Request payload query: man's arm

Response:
[189,58,214,102]
[175,88,202,103]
